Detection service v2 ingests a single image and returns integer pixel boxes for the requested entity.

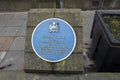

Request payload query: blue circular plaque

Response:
[32,18,76,62]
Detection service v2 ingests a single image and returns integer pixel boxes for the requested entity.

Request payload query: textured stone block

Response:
[25,27,34,52]
[27,9,54,27]
[25,9,83,73]
[24,52,52,72]
[53,53,83,73]
[74,28,83,53]
[55,9,82,27]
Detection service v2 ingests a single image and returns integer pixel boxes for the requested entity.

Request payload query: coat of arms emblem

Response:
[49,22,59,33]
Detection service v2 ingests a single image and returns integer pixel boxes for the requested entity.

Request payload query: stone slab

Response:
[25,27,34,52]
[0,26,26,37]
[0,51,24,70]
[83,73,120,80]
[25,73,79,80]
[55,9,82,27]
[74,28,83,53]
[0,71,24,80]
[53,53,83,73]
[0,37,13,51]
[24,52,52,72]
[27,9,54,27]
[25,9,83,73]
[24,52,83,73]
[0,12,27,27]
[9,37,25,50]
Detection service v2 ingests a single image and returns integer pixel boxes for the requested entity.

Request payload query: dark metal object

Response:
[90,10,120,72]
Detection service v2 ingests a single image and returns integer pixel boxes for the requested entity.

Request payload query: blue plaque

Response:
[31,18,76,62]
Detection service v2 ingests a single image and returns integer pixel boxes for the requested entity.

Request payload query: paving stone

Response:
[53,53,83,73]
[0,37,13,51]
[14,12,28,20]
[0,51,24,70]
[9,37,25,50]
[0,13,14,22]
[25,73,79,80]
[24,52,52,72]
[0,26,26,37]
[83,73,120,80]
[0,51,7,64]
[0,12,27,27]
[7,19,27,27]
[27,9,54,27]
[55,9,82,27]
[0,71,24,80]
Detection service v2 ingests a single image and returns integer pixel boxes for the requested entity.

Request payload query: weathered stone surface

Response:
[63,0,85,8]
[53,53,83,73]
[0,51,24,70]
[9,37,25,50]
[55,9,82,27]
[25,9,83,73]
[83,73,120,80]
[24,52,52,72]
[0,71,24,80]
[0,27,21,36]
[27,9,54,27]
[0,12,27,27]
[36,1,56,8]
[74,28,83,53]
[0,37,13,51]
[25,73,79,80]
[25,27,34,52]
[0,1,30,11]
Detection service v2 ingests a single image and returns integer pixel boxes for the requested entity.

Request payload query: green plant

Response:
[103,15,120,41]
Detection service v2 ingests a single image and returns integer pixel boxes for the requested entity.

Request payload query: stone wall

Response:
[0,0,119,11]
[0,0,31,11]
